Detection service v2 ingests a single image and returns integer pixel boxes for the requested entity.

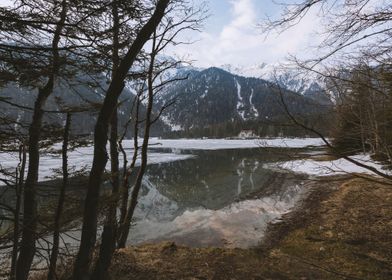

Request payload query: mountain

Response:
[0,73,169,139]
[156,67,332,137]
[219,63,330,105]
[0,65,332,139]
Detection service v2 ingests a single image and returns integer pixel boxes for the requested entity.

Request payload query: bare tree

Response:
[116,1,205,247]
[262,0,392,182]
[72,1,171,278]
[89,0,131,277]
[9,1,69,278]
[264,0,392,66]
[9,141,27,280]
[47,112,71,280]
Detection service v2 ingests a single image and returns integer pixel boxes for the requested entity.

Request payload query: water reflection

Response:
[129,148,307,247]
[0,147,308,248]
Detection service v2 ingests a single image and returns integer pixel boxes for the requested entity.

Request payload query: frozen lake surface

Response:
[0,138,317,249]
[0,137,324,184]
[1,137,386,248]
[265,154,389,177]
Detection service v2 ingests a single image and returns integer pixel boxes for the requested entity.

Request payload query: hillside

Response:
[0,67,332,139]
[156,67,332,137]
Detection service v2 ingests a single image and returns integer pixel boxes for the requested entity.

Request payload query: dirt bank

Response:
[105,177,392,280]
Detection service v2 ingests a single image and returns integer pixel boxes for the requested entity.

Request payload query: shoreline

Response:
[107,175,392,279]
[31,174,392,279]
[259,175,349,251]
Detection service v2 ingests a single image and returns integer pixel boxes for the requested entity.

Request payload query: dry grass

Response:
[107,178,392,280]
[31,177,392,279]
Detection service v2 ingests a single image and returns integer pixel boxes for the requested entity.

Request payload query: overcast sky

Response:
[169,0,322,68]
[0,0,323,68]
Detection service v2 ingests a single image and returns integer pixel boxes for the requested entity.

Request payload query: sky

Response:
[0,0,323,68]
[169,0,323,68]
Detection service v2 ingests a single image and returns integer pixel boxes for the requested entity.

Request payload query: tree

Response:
[3,1,70,278]
[89,0,140,277]
[116,1,205,248]
[47,112,71,280]
[330,64,392,160]
[72,1,171,279]
[263,0,392,181]
[1,0,129,277]
[92,1,205,276]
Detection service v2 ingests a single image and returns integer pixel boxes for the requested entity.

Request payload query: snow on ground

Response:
[249,88,259,118]
[160,115,182,132]
[142,137,325,150]
[0,138,325,185]
[0,147,193,184]
[234,78,246,120]
[266,154,390,177]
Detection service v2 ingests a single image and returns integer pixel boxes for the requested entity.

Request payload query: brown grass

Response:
[31,177,392,280]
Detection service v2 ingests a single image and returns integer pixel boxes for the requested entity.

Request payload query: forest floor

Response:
[107,176,392,280]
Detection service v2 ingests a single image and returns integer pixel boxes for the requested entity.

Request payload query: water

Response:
[128,147,308,247]
[0,145,311,249]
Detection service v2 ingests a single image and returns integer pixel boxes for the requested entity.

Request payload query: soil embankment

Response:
[106,177,392,279]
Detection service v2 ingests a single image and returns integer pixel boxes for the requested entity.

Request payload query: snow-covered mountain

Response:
[156,67,332,137]
[0,61,332,139]
[219,63,328,102]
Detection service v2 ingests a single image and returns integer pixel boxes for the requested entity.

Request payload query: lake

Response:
[0,138,323,249]
[129,146,310,248]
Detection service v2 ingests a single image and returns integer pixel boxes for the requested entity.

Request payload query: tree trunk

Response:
[72,1,169,278]
[16,80,54,280]
[90,1,121,277]
[10,143,26,280]
[47,113,71,280]
[16,1,67,278]
[117,51,155,248]
[118,95,140,229]
[91,112,120,279]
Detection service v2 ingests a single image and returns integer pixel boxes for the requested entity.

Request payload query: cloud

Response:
[169,0,323,67]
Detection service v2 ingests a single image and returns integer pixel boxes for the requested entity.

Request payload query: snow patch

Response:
[145,137,325,150]
[266,154,390,177]
[0,146,194,185]
[234,78,246,120]
[249,88,259,117]
[160,115,183,132]
[200,85,208,99]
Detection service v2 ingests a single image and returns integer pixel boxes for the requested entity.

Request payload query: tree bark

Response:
[90,1,121,277]
[47,112,71,280]
[72,1,170,279]
[10,143,26,280]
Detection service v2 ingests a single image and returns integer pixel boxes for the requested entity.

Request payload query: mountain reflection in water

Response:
[129,148,308,247]
[0,147,309,249]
